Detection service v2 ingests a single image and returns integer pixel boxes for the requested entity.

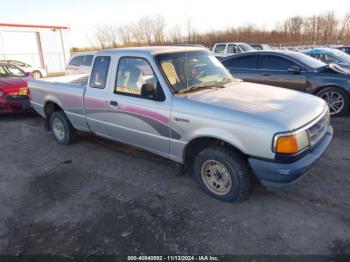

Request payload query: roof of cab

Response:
[95,46,206,56]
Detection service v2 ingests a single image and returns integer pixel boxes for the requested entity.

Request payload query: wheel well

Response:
[44,101,62,117]
[43,102,63,130]
[184,137,245,166]
[313,85,346,95]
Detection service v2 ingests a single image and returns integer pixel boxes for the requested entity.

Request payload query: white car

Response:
[65,52,96,75]
[212,42,255,58]
[1,60,47,79]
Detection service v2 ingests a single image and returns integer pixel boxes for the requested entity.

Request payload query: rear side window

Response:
[214,44,226,54]
[261,55,296,70]
[90,56,111,89]
[223,55,258,69]
[81,55,94,66]
[69,56,82,66]
[227,44,240,54]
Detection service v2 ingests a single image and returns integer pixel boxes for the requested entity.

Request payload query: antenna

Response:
[185,46,188,98]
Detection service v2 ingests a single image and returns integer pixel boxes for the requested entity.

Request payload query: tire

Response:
[194,147,250,202]
[32,70,42,79]
[50,111,75,145]
[316,87,349,116]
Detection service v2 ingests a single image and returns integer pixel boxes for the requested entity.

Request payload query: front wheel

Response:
[194,147,251,202]
[316,87,349,116]
[50,111,75,145]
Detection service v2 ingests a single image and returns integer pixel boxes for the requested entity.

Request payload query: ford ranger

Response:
[29,46,333,202]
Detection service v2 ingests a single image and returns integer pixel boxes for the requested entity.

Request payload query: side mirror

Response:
[288,66,301,74]
[141,83,157,100]
[26,72,33,77]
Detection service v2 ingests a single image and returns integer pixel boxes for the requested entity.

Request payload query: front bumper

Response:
[248,126,333,191]
[0,96,33,113]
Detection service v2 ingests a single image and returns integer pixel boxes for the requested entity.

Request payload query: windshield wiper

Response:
[176,83,226,94]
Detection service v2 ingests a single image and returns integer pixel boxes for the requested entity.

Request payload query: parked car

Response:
[221,51,350,116]
[301,48,350,70]
[65,52,96,75]
[0,63,32,113]
[0,60,47,79]
[337,46,350,55]
[251,44,272,50]
[212,42,255,58]
[29,46,333,202]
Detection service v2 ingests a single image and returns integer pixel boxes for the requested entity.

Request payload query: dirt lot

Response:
[0,114,349,256]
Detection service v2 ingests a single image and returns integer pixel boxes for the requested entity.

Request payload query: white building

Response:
[0,23,70,74]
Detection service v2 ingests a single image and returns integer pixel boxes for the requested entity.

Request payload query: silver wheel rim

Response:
[321,91,345,115]
[33,72,41,79]
[52,118,65,141]
[201,160,232,195]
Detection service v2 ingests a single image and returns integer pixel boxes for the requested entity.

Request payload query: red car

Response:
[0,63,32,113]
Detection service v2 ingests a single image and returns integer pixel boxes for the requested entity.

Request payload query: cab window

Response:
[115,57,164,100]
[69,56,82,66]
[214,44,226,54]
[227,44,240,54]
[81,55,94,66]
[90,56,111,89]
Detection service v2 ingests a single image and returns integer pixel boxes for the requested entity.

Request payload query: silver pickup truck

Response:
[29,46,333,202]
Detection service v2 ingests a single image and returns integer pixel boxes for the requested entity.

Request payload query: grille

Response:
[307,111,330,147]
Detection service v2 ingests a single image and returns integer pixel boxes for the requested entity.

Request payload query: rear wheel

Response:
[194,147,250,202]
[316,87,349,116]
[32,70,42,79]
[50,111,75,145]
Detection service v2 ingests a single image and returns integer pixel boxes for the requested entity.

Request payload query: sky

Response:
[0,0,349,47]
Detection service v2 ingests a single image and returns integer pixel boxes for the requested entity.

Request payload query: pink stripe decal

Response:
[118,104,169,124]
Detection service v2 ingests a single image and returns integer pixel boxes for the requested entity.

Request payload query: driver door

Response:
[106,57,171,157]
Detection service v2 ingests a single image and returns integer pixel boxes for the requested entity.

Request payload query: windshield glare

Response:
[291,52,326,69]
[156,51,233,93]
[334,51,350,63]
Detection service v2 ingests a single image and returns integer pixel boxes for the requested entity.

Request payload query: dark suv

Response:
[221,51,350,116]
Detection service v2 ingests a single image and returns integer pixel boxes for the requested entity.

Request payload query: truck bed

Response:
[28,74,89,131]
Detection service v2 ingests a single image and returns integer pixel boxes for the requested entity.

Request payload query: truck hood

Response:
[188,81,326,131]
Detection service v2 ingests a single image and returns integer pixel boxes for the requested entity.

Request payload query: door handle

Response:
[263,73,271,77]
[110,101,118,106]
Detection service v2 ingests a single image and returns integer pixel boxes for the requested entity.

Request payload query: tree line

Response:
[72,11,350,51]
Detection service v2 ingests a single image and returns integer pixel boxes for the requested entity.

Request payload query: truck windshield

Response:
[238,44,255,52]
[155,51,233,93]
[333,50,350,64]
[289,52,326,70]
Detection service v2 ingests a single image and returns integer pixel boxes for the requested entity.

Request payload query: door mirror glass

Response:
[141,83,156,99]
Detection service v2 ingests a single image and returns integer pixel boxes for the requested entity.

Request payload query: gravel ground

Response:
[0,114,349,256]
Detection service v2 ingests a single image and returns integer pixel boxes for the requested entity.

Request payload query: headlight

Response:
[273,130,309,154]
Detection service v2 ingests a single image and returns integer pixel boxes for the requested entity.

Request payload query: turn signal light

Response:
[274,131,309,154]
[275,135,298,154]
